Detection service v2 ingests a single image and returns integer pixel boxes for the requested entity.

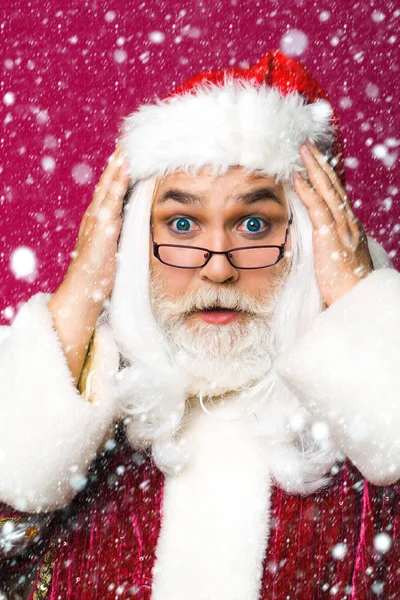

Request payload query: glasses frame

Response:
[150,213,293,270]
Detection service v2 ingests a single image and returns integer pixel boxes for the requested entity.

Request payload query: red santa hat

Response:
[121,49,344,185]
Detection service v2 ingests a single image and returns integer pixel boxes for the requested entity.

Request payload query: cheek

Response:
[150,255,196,296]
[239,262,286,295]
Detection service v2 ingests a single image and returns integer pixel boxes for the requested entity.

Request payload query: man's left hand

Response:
[293,141,374,307]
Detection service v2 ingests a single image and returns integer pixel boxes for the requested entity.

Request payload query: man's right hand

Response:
[48,146,130,387]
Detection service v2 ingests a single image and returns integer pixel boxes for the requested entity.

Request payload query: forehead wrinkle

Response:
[156,189,208,207]
[228,187,283,207]
[156,186,283,209]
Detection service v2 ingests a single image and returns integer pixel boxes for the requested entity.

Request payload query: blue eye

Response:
[172,218,193,232]
[241,217,264,233]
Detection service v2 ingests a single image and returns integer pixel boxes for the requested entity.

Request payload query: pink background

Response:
[1,0,398,324]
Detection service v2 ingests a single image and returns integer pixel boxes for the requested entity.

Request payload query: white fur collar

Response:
[151,401,272,600]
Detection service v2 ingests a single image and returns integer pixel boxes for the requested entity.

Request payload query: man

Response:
[0,50,399,599]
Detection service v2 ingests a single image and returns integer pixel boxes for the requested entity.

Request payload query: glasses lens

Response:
[158,245,281,268]
[159,246,210,267]
[229,247,281,268]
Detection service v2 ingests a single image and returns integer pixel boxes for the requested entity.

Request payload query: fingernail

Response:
[292,172,304,188]
[299,144,311,156]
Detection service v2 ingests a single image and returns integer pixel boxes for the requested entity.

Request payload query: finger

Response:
[100,145,123,181]
[299,144,351,231]
[92,148,124,204]
[293,172,336,233]
[293,174,356,276]
[295,170,356,251]
[305,142,364,243]
[87,148,125,216]
[305,141,356,221]
[99,161,129,214]
[306,142,346,197]
[77,162,126,244]
[77,212,87,239]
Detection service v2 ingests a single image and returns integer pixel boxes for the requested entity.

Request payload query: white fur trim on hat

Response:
[122,80,334,181]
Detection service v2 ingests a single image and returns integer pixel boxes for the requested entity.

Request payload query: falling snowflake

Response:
[372,145,387,159]
[70,473,88,492]
[331,543,347,559]
[9,247,38,280]
[114,49,127,63]
[36,109,49,124]
[72,162,94,185]
[2,306,14,320]
[3,92,15,106]
[280,30,308,57]
[319,11,331,22]
[372,10,385,23]
[345,157,359,169]
[139,51,150,64]
[149,31,165,44]
[373,532,392,553]
[41,156,56,173]
[105,10,116,22]
[365,83,379,99]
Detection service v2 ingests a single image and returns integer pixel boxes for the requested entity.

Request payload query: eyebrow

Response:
[156,187,283,208]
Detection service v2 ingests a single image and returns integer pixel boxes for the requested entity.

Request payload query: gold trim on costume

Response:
[32,537,57,600]
[0,517,24,525]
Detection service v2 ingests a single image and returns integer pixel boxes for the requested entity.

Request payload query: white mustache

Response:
[152,278,284,318]
[150,267,285,321]
[161,287,274,318]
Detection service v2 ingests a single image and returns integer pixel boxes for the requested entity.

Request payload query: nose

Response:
[198,250,239,284]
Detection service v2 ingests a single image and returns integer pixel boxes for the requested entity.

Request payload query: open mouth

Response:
[195,307,242,324]
[189,306,244,324]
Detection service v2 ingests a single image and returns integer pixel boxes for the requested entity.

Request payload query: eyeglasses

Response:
[150,213,293,269]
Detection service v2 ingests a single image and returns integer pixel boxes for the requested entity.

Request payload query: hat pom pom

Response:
[309,99,333,128]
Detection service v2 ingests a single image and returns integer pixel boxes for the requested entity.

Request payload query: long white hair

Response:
[108,175,339,494]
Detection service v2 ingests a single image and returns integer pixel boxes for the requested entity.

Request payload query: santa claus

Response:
[0,50,399,599]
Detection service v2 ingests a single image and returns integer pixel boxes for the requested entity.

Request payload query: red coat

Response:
[1,269,400,599]
[2,423,398,600]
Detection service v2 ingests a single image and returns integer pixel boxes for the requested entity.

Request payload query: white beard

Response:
[149,269,284,398]
[170,318,274,397]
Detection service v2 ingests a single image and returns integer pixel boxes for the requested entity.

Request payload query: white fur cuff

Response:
[0,293,119,512]
[274,268,400,486]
